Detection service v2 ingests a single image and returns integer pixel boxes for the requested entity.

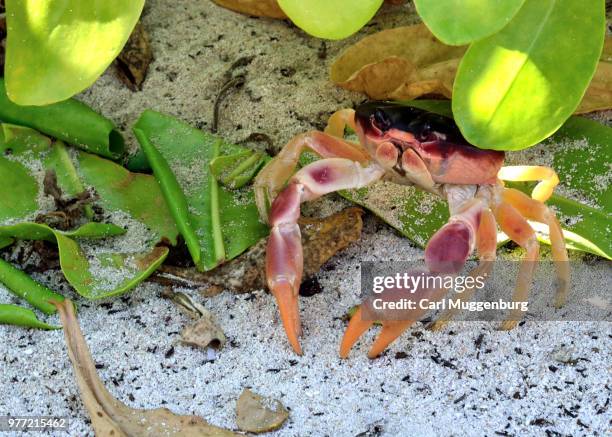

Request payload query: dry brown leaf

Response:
[236,389,289,433]
[53,299,238,437]
[114,22,153,91]
[162,290,227,349]
[576,36,612,114]
[211,0,287,18]
[333,27,611,114]
[152,207,364,294]
[330,24,466,100]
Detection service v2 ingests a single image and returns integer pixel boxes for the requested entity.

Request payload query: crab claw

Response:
[267,183,304,355]
[425,200,482,274]
[340,271,447,358]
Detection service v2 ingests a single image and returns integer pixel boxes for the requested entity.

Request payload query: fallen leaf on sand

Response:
[211,0,287,18]
[575,36,612,114]
[152,207,364,294]
[53,299,238,436]
[236,389,289,433]
[114,22,153,91]
[162,290,227,350]
[330,24,466,100]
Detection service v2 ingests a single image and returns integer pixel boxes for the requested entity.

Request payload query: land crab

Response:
[254,102,569,358]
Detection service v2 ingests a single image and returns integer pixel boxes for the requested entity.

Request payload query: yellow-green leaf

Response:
[453,0,605,150]
[414,0,525,45]
[5,0,144,105]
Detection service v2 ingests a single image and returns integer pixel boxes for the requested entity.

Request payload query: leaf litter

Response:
[52,298,238,436]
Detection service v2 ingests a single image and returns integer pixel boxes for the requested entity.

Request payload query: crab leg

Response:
[340,189,487,358]
[501,188,569,307]
[493,201,540,330]
[428,208,498,331]
[497,166,559,202]
[324,108,358,138]
[254,119,369,222]
[268,158,384,354]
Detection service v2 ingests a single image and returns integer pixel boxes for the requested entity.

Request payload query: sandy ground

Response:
[0,1,611,436]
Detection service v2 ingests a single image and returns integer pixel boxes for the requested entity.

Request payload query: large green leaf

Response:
[453,0,605,150]
[278,0,383,40]
[5,0,144,105]
[133,110,269,271]
[414,0,525,45]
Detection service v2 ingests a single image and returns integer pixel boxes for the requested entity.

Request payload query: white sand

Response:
[0,1,610,436]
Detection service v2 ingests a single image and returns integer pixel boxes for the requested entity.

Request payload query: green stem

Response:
[209,140,225,264]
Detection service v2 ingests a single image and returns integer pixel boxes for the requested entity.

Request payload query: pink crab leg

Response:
[425,196,483,274]
[493,201,540,330]
[497,166,559,202]
[268,158,384,354]
[428,208,498,331]
[254,131,370,222]
[501,188,569,307]
[341,190,487,358]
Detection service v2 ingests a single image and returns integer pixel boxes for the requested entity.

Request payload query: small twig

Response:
[212,75,245,133]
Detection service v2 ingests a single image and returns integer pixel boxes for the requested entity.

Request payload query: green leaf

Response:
[0,79,125,159]
[453,0,605,150]
[0,125,178,298]
[76,152,179,245]
[210,150,267,189]
[414,0,525,45]
[0,304,60,330]
[133,110,269,270]
[278,0,383,40]
[0,222,169,299]
[5,0,144,105]
[0,258,64,314]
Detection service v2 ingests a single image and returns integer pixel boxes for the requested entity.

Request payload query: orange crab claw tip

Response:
[367,321,413,359]
[271,283,303,355]
[339,307,373,359]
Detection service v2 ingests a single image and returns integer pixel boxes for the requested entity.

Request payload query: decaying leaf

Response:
[332,27,611,113]
[211,0,287,18]
[152,207,364,294]
[53,299,238,437]
[576,36,612,114]
[236,389,289,433]
[330,24,466,100]
[114,22,153,91]
[162,290,227,350]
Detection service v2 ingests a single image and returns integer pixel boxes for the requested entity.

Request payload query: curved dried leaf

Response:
[576,36,612,114]
[114,22,153,91]
[236,389,289,433]
[53,299,238,437]
[211,0,287,18]
[331,24,466,99]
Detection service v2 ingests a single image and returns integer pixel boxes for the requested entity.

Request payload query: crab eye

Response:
[373,109,392,132]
